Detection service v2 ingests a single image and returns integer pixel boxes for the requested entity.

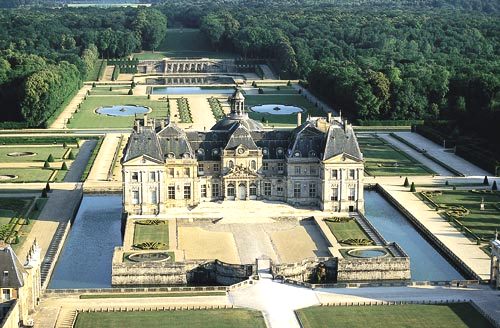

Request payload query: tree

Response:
[41,189,48,198]
[410,182,416,192]
[68,150,75,160]
[483,176,489,185]
[43,161,50,168]
[47,154,54,162]
[492,181,498,191]
[403,177,409,187]
[128,89,133,95]
[61,162,68,170]
[45,182,50,192]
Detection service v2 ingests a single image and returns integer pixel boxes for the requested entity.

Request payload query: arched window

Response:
[227,183,235,197]
[251,160,256,170]
[249,183,257,196]
[228,160,234,169]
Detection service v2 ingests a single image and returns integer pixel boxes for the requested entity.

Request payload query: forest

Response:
[0,7,166,126]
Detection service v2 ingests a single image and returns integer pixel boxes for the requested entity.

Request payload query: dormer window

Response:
[3,271,8,277]
[294,151,301,157]
[308,150,316,157]
[262,148,269,156]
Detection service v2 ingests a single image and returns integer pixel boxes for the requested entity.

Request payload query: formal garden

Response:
[132,219,169,250]
[323,217,373,246]
[358,136,435,176]
[66,95,169,128]
[419,189,500,242]
[74,309,266,328]
[296,303,494,328]
[0,196,47,251]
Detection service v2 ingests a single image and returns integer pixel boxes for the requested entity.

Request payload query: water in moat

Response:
[48,195,123,289]
[364,190,464,281]
[152,86,235,95]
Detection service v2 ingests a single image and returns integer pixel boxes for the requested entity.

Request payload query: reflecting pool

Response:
[364,190,464,281]
[95,105,150,116]
[151,86,236,95]
[250,104,304,115]
[48,195,123,289]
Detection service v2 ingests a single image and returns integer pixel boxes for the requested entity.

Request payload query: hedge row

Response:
[97,60,107,81]
[108,58,139,65]
[208,97,225,120]
[0,122,28,129]
[456,144,500,175]
[415,124,456,148]
[111,65,120,81]
[177,98,193,123]
[356,119,424,126]
[0,136,87,145]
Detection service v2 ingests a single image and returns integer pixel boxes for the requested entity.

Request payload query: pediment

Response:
[322,152,362,164]
[224,164,260,178]
[123,154,163,165]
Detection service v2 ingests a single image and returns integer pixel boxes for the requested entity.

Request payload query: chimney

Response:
[143,113,148,127]
[135,119,140,131]
[160,120,165,129]
[327,112,332,123]
[343,119,348,132]
[297,112,302,126]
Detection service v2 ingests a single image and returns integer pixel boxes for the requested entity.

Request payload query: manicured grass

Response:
[79,291,226,299]
[67,95,169,128]
[133,222,169,247]
[134,29,236,59]
[85,59,105,81]
[11,197,47,252]
[358,136,434,176]
[246,94,324,126]
[74,309,266,328]
[0,146,71,163]
[429,190,500,240]
[324,219,371,243]
[89,85,132,96]
[296,303,494,328]
[0,168,55,183]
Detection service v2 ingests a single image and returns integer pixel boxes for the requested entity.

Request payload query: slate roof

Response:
[123,118,362,164]
[0,245,25,288]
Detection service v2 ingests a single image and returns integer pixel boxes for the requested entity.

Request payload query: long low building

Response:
[121,90,364,215]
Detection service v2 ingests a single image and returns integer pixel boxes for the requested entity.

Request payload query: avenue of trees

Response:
[0,7,166,126]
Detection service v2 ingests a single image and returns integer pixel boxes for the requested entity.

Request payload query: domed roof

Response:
[211,116,264,131]
[232,89,245,100]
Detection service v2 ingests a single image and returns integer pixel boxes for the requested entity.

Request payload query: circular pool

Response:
[7,151,37,157]
[127,252,171,263]
[95,105,151,117]
[0,174,18,180]
[251,104,304,115]
[347,249,388,258]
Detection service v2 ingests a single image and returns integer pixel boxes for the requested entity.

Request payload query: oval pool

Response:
[95,105,150,117]
[251,104,304,115]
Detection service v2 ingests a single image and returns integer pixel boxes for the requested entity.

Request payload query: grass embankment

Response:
[358,136,435,176]
[296,303,494,328]
[133,221,169,248]
[324,219,371,243]
[74,309,266,328]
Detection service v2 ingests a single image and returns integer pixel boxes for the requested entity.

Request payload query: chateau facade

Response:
[121,90,364,215]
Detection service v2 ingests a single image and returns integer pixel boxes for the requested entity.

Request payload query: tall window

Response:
[277,162,284,173]
[331,169,338,179]
[349,169,356,179]
[131,172,139,182]
[228,160,234,169]
[213,163,220,172]
[198,163,204,174]
[184,185,191,199]
[132,190,139,204]
[309,183,317,198]
[150,172,156,182]
[251,160,256,170]
[331,187,338,201]
[348,187,356,201]
[310,166,317,176]
[184,168,190,177]
[201,184,207,198]
[264,182,271,196]
[227,183,235,197]
[294,166,301,175]
[263,162,269,171]
[249,183,257,196]
[169,168,175,177]
[168,186,175,199]
[276,185,283,195]
[151,189,157,204]
[293,182,301,198]
[212,183,220,197]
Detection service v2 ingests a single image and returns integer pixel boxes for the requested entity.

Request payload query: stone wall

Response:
[337,257,411,282]
[112,259,254,287]
[272,257,338,283]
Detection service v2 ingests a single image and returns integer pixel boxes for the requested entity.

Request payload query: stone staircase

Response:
[353,215,385,246]
[41,222,68,286]
[55,308,77,328]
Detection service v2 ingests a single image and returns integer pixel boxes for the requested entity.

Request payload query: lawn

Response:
[324,219,371,245]
[11,197,47,252]
[0,168,56,183]
[426,190,500,240]
[74,309,266,328]
[133,29,236,59]
[246,94,324,126]
[358,136,435,176]
[89,85,132,96]
[0,146,72,163]
[67,95,169,128]
[133,221,169,248]
[296,303,494,328]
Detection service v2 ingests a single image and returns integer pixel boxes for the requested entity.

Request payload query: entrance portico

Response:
[223,164,260,201]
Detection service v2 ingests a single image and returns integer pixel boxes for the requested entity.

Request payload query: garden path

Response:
[50,85,92,130]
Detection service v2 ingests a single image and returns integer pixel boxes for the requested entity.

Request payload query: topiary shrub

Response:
[92,82,96,88]
[63,142,67,148]
[41,189,48,198]
[43,161,50,169]
[109,87,113,91]
[403,177,409,187]
[61,162,68,170]
[258,88,264,94]
[493,181,498,191]
[45,182,50,192]
[47,154,54,162]
[410,182,416,192]
[147,94,151,99]
[287,80,292,86]
[68,150,75,160]
[131,81,136,89]
[128,89,133,95]
[276,85,281,91]
[483,176,489,185]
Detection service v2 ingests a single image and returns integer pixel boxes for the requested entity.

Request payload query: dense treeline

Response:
[159,1,499,152]
[0,7,166,126]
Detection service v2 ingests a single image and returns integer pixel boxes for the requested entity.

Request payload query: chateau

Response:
[121,90,364,215]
